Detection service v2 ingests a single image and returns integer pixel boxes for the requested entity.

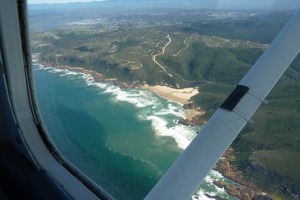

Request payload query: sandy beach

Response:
[142,85,204,120]
[39,60,204,121]
[143,85,198,104]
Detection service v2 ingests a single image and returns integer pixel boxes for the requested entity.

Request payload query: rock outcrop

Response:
[252,195,274,200]
[183,103,196,109]
[279,183,300,199]
[214,180,256,200]
[215,148,273,200]
[178,118,206,126]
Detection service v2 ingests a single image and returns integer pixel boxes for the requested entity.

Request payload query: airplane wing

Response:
[145,10,300,200]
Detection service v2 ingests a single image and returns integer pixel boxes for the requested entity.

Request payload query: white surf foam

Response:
[167,103,186,118]
[60,70,80,76]
[153,103,185,118]
[38,65,197,150]
[50,68,65,73]
[154,108,169,116]
[147,115,196,149]
[37,63,235,199]
[204,170,224,185]
[196,169,232,199]
[93,82,108,89]
[102,86,157,108]
[192,189,216,200]
[34,64,44,70]
[210,170,224,180]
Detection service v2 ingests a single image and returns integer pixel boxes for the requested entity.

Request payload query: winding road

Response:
[152,35,173,77]
[173,35,193,57]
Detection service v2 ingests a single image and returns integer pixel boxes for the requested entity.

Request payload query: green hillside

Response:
[31,10,300,199]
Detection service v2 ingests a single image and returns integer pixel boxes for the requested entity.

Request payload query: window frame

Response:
[0,0,110,199]
[1,1,299,199]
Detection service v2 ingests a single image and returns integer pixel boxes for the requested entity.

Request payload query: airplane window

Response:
[27,0,300,199]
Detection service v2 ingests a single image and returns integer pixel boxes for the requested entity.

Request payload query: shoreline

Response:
[142,85,198,105]
[141,84,204,120]
[36,61,273,199]
[37,61,269,199]
[215,148,272,200]
[38,61,205,121]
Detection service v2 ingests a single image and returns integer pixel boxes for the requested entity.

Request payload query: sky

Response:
[27,0,106,4]
[27,0,300,10]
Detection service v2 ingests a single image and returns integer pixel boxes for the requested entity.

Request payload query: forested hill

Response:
[31,8,300,199]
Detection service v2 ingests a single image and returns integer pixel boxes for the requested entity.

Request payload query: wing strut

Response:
[145,10,300,200]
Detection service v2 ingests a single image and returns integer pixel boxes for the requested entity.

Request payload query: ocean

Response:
[33,64,237,200]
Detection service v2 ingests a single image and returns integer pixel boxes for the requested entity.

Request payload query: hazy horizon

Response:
[27,0,300,10]
[28,0,107,4]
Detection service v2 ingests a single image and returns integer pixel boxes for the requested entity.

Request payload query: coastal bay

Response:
[36,61,272,200]
[39,60,205,123]
[29,5,300,198]
[34,63,238,200]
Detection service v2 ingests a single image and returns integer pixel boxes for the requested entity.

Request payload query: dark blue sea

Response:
[33,64,237,200]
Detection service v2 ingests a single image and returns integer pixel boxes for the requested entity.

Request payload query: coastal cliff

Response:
[179,103,207,126]
[36,60,299,200]
[215,148,273,200]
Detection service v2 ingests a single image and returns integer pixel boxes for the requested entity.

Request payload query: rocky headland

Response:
[215,148,273,200]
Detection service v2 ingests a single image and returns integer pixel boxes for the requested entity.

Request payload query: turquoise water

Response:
[34,65,237,200]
